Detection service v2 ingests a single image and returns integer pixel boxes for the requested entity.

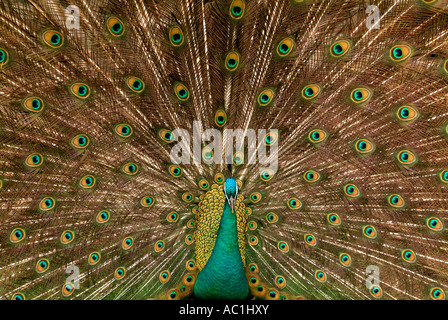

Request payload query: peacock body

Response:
[0,0,448,301]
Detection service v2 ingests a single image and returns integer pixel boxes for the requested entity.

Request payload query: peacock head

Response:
[224,177,238,213]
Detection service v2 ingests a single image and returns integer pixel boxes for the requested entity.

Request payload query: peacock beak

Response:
[228,196,236,213]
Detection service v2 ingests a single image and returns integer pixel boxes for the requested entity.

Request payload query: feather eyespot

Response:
[444,59,448,74]
[106,16,125,37]
[0,48,9,65]
[233,152,244,166]
[39,197,55,211]
[263,132,278,146]
[287,198,302,210]
[214,173,225,184]
[275,275,286,289]
[158,129,175,143]
[339,253,352,267]
[350,87,372,104]
[245,208,253,216]
[257,89,275,107]
[266,289,279,300]
[304,234,317,246]
[396,150,417,166]
[186,260,197,271]
[79,174,96,189]
[308,129,328,144]
[11,293,25,300]
[303,170,320,183]
[230,0,246,19]
[390,44,412,62]
[248,263,259,273]
[327,213,341,226]
[214,109,227,127]
[96,210,111,224]
[426,217,443,232]
[355,138,375,154]
[396,105,419,122]
[302,84,322,100]
[187,219,195,228]
[126,76,145,93]
[88,252,101,265]
[185,234,194,245]
[10,228,25,244]
[42,30,64,48]
[166,211,179,223]
[277,37,295,57]
[430,287,445,300]
[315,270,327,283]
[62,283,75,297]
[248,275,260,287]
[370,285,383,298]
[225,51,240,71]
[114,124,133,138]
[174,82,190,102]
[248,220,258,230]
[36,258,50,273]
[25,153,44,168]
[159,270,171,284]
[167,289,180,300]
[70,83,91,99]
[60,230,75,244]
[22,96,45,113]
[183,274,196,286]
[122,236,134,250]
[155,240,165,252]
[71,134,90,149]
[388,194,405,208]
[266,212,279,223]
[401,249,416,263]
[248,235,259,246]
[277,241,289,253]
[362,225,378,239]
[169,26,184,47]
[140,196,155,208]
[182,192,194,203]
[202,147,214,163]
[114,267,126,280]
[260,169,275,182]
[344,184,361,198]
[198,178,209,190]
[250,192,262,203]
[330,39,351,57]
[122,162,139,175]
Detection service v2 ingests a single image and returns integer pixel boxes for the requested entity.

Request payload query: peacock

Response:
[1,0,448,301]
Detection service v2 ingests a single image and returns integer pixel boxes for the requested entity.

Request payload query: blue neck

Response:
[193,201,249,300]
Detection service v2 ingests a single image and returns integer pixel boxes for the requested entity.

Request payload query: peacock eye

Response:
[260,169,274,182]
[169,26,184,47]
[88,252,101,265]
[12,293,25,300]
[266,212,278,223]
[10,228,26,244]
[166,211,179,223]
[233,152,244,166]
[96,210,111,224]
[155,240,165,252]
[355,138,375,154]
[303,170,320,183]
[167,290,179,300]
[370,285,383,298]
[122,236,134,250]
[396,105,419,122]
[114,123,133,138]
[61,230,75,244]
[214,109,227,127]
[174,82,190,102]
[114,267,126,280]
[396,150,417,166]
[330,39,351,57]
[275,275,286,289]
[186,260,196,271]
[198,178,210,190]
[430,287,445,300]
[79,174,96,188]
[343,184,361,198]
[390,44,412,62]
[214,173,224,184]
[22,96,45,113]
[71,134,90,149]
[42,30,64,48]
[0,48,9,65]
[339,253,352,267]
[250,192,262,203]
[350,87,372,104]
[301,84,322,100]
[202,147,214,163]
[159,270,171,284]
[36,258,50,273]
[122,162,139,175]
[277,241,289,253]
[362,225,378,239]
[248,263,259,273]
[401,249,416,263]
[287,198,302,210]
[106,16,125,36]
[327,213,341,226]
[225,51,240,71]
[257,88,275,107]
[39,196,56,211]
[182,192,194,203]
[308,129,328,144]
[25,153,44,168]
[304,234,317,246]
[248,220,258,230]
[70,83,91,99]
[388,194,405,208]
[315,270,327,282]
[229,0,246,19]
[277,37,295,57]
[426,217,443,232]
[248,235,259,246]
[185,234,194,245]
[126,76,145,93]
[158,129,175,143]
[62,283,75,297]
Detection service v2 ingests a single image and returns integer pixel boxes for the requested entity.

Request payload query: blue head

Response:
[224,178,238,212]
